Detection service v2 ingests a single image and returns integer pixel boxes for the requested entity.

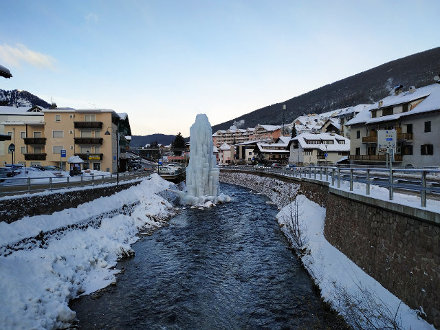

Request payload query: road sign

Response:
[60,149,66,157]
[378,129,396,152]
[158,161,163,165]
[324,153,328,158]
[8,143,15,152]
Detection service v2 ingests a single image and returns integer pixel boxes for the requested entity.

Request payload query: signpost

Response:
[60,149,66,170]
[378,129,396,168]
[8,143,15,165]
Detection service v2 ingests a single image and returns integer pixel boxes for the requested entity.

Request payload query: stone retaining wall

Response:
[220,169,440,327]
[0,180,143,223]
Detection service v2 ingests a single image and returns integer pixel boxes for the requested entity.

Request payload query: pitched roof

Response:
[292,132,350,152]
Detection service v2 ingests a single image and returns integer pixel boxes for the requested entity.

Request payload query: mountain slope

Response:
[130,134,176,147]
[0,89,51,108]
[212,47,440,132]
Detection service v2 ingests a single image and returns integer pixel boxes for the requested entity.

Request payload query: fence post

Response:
[67,176,70,185]
[49,177,52,191]
[92,175,94,186]
[81,175,83,185]
[27,177,31,192]
[421,170,427,207]
[389,169,394,200]
[309,167,311,179]
[320,167,322,180]
[366,169,370,195]
[337,168,341,188]
[350,168,354,191]
[314,167,317,180]
[325,167,328,182]
[332,168,335,186]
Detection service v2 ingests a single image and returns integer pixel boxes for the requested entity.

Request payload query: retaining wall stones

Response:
[0,180,143,223]
[220,169,440,327]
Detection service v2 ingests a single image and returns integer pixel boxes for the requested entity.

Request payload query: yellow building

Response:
[0,108,130,173]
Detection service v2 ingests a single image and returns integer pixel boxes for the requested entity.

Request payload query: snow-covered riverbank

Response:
[220,171,435,330]
[0,174,177,329]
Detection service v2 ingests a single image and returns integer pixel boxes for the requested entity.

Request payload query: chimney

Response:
[408,86,416,93]
[394,85,403,95]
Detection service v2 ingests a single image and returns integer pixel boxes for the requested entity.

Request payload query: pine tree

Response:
[172,132,186,156]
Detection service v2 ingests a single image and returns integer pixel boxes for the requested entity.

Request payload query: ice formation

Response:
[180,114,229,205]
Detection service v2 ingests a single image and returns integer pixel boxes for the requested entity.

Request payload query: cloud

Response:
[85,13,99,23]
[0,43,55,69]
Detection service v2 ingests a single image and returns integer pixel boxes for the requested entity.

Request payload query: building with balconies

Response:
[346,83,440,168]
[0,107,131,173]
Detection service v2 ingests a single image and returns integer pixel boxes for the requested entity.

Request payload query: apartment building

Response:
[255,136,290,165]
[346,83,440,168]
[212,124,281,147]
[0,107,130,173]
[288,132,350,165]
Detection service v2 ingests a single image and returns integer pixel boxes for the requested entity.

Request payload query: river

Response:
[70,183,346,329]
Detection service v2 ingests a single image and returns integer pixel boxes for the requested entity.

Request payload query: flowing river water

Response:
[70,183,346,329]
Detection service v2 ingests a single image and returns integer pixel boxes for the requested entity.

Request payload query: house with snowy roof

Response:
[288,132,350,165]
[218,142,235,164]
[212,124,282,147]
[255,136,290,165]
[346,83,440,168]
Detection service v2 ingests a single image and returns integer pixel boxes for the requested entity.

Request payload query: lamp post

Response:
[105,124,119,185]
[282,104,286,136]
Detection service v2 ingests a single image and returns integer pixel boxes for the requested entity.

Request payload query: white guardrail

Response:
[222,165,440,208]
[0,171,151,196]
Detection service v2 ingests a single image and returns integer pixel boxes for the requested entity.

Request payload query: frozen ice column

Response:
[185,114,219,203]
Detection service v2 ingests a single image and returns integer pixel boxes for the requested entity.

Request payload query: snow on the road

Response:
[0,174,176,329]
[277,195,435,330]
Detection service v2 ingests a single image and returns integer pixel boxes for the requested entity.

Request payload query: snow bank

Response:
[0,174,177,329]
[277,195,435,330]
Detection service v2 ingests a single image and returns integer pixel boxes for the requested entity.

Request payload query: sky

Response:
[0,0,439,136]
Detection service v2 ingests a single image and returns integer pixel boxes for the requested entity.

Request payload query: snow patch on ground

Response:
[0,174,177,329]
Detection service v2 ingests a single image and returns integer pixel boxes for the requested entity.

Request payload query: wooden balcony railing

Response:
[24,153,47,160]
[23,138,46,145]
[397,133,413,140]
[74,121,103,129]
[362,135,377,143]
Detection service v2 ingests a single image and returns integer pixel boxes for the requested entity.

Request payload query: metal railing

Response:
[222,165,440,208]
[0,171,152,196]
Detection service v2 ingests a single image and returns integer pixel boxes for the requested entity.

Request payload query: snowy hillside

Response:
[0,89,51,108]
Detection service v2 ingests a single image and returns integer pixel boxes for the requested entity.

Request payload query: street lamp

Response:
[105,125,119,185]
[282,104,286,136]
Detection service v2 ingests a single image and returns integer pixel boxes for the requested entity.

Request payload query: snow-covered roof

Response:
[1,120,44,126]
[256,142,290,153]
[68,155,84,163]
[256,124,281,132]
[213,146,218,153]
[346,84,440,126]
[125,136,131,140]
[292,132,350,152]
[278,136,291,144]
[219,142,232,151]
[118,113,128,120]
[0,106,45,116]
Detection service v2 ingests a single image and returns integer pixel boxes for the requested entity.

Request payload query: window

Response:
[81,130,92,137]
[402,103,409,112]
[94,131,100,138]
[356,130,360,139]
[53,130,64,138]
[81,146,92,153]
[84,114,96,122]
[34,132,42,138]
[7,131,12,136]
[424,121,431,133]
[21,146,26,154]
[94,146,100,153]
[34,146,42,154]
[382,107,393,116]
[20,131,26,138]
[355,147,361,155]
[406,124,413,134]
[55,114,61,122]
[403,145,413,155]
[53,146,63,154]
[371,110,377,118]
[338,140,345,144]
[421,144,433,155]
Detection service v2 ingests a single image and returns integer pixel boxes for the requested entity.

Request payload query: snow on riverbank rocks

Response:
[220,171,434,329]
[0,174,177,329]
[220,171,299,208]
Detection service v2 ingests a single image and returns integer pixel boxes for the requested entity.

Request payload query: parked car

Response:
[271,163,281,168]
[0,167,19,178]
[32,164,46,171]
[43,166,61,171]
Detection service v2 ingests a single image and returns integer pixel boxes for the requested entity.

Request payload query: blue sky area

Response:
[1,0,439,136]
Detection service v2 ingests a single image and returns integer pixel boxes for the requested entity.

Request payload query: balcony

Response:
[74,153,103,161]
[74,137,103,145]
[349,154,402,162]
[362,135,377,143]
[397,133,413,141]
[24,137,46,145]
[24,153,47,161]
[74,121,103,129]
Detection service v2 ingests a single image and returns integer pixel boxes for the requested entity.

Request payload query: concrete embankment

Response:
[220,170,440,328]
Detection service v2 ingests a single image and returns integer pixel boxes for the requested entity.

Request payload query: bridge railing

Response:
[0,171,152,197]
[222,165,440,208]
